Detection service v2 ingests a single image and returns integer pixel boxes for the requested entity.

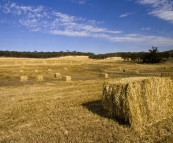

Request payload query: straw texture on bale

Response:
[161,72,173,80]
[62,76,71,82]
[36,75,43,81]
[20,76,28,82]
[102,77,173,132]
[99,73,108,78]
[54,73,61,79]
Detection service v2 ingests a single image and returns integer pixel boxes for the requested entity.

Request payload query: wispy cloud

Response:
[71,0,87,5]
[1,2,173,46]
[0,2,122,36]
[137,0,173,23]
[141,27,150,30]
[119,12,134,18]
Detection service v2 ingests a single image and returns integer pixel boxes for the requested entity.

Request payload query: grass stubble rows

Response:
[0,57,173,142]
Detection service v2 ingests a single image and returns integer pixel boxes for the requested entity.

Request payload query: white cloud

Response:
[1,2,173,47]
[141,27,150,30]
[137,0,173,23]
[119,12,135,18]
[72,0,87,5]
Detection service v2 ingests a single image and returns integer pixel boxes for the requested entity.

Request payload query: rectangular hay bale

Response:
[62,76,71,82]
[54,73,61,79]
[99,73,108,78]
[20,76,27,82]
[102,77,173,132]
[36,75,43,81]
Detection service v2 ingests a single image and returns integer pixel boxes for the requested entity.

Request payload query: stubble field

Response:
[0,56,173,143]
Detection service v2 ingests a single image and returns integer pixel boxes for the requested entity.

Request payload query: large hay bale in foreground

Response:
[36,75,43,81]
[102,77,173,132]
[20,76,28,82]
[54,73,61,79]
[62,76,71,82]
[99,73,108,78]
[161,72,173,80]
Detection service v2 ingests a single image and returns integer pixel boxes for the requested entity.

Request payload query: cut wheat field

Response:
[0,56,173,143]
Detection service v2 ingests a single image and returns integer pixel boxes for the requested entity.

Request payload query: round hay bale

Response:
[20,76,27,82]
[54,73,61,79]
[36,75,43,81]
[62,76,71,82]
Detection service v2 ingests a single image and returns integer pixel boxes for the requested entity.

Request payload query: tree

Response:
[143,47,162,63]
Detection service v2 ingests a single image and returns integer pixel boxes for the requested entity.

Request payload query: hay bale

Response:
[99,73,108,78]
[35,70,38,73]
[20,76,27,82]
[54,73,61,79]
[62,76,71,82]
[36,75,43,81]
[102,77,173,132]
[161,72,173,80]
[117,67,121,70]
[20,70,24,73]
[134,70,139,74]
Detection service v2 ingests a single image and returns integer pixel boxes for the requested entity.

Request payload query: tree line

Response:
[0,47,172,63]
[0,50,94,58]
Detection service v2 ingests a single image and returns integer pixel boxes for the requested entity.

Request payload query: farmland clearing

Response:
[0,56,173,142]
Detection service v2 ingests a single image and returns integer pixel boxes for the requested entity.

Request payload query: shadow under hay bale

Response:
[54,73,61,79]
[62,76,71,82]
[102,77,173,133]
[82,100,111,119]
[99,73,108,78]
[36,75,43,81]
[20,76,27,82]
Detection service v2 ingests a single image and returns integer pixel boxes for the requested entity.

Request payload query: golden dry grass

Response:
[0,56,173,142]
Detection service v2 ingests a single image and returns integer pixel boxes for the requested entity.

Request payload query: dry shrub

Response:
[102,77,173,133]
[123,69,127,72]
[161,72,173,80]
[20,76,27,82]
[99,73,108,78]
[164,67,167,69]
[54,73,61,79]
[62,76,71,82]
[36,75,43,81]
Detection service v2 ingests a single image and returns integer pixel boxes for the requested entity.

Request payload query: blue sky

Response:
[0,0,173,54]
